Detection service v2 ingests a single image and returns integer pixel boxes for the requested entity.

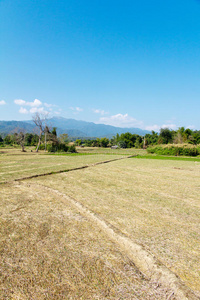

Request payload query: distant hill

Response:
[47,117,150,137]
[0,121,35,136]
[0,117,150,138]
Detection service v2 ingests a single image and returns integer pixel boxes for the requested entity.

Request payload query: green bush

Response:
[147,144,200,156]
[68,145,77,153]
[47,143,69,153]
[38,144,45,150]
[58,143,69,152]
[46,143,77,153]
[47,144,57,152]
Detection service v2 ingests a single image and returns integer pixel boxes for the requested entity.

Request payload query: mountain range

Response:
[0,117,150,138]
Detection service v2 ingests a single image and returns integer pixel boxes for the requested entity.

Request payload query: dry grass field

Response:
[0,150,126,183]
[0,148,200,299]
[76,146,146,156]
[1,181,178,299]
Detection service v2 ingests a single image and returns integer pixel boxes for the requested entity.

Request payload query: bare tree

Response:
[32,112,48,152]
[11,127,26,152]
[44,125,50,152]
[13,131,26,152]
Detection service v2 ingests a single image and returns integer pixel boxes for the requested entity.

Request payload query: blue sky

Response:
[1,0,200,130]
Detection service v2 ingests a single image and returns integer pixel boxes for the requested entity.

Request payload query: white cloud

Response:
[161,124,177,130]
[76,107,83,112]
[54,108,62,115]
[13,98,59,115]
[19,107,29,114]
[145,123,177,131]
[0,100,6,105]
[14,99,26,105]
[27,99,42,107]
[44,103,52,108]
[30,107,47,114]
[99,113,143,128]
[186,125,196,130]
[93,109,108,115]
[70,106,83,113]
[44,103,56,108]
[14,98,42,107]
[145,125,160,131]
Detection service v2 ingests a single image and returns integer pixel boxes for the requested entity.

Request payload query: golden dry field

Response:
[0,148,200,299]
[0,148,127,183]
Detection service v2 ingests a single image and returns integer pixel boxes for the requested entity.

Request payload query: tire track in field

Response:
[0,155,135,184]
[20,181,199,300]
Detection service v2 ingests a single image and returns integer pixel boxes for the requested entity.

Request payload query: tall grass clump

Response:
[147,144,200,156]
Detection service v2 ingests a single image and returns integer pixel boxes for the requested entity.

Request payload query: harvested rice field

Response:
[0,151,126,183]
[0,149,200,299]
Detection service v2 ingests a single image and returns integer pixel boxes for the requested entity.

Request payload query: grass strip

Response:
[133,155,200,162]
[45,152,129,156]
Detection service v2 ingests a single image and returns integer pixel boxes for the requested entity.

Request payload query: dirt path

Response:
[21,181,199,300]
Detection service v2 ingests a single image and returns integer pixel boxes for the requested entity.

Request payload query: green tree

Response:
[192,131,200,145]
[75,139,82,146]
[135,136,143,148]
[115,132,140,148]
[24,133,38,146]
[118,140,127,148]
[51,127,57,136]
[159,128,173,144]
[4,134,14,145]
[100,137,109,147]
[145,131,158,146]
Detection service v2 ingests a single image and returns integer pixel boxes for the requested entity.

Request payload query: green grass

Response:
[134,154,200,162]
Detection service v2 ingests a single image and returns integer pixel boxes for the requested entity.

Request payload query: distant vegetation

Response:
[73,127,200,156]
[1,126,200,156]
[0,128,76,153]
[147,144,200,156]
[74,127,200,149]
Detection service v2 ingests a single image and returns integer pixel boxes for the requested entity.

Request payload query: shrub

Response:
[68,145,77,153]
[47,144,56,152]
[147,144,200,156]
[47,143,76,153]
[38,144,45,150]
[58,143,69,152]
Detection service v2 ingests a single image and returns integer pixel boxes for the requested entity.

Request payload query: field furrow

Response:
[1,149,200,299]
[0,181,178,300]
[29,158,200,296]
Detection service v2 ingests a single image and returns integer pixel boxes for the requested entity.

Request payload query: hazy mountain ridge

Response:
[0,121,36,136]
[0,117,150,137]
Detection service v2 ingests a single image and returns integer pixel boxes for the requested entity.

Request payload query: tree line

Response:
[1,127,200,152]
[0,128,76,153]
[75,127,200,148]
